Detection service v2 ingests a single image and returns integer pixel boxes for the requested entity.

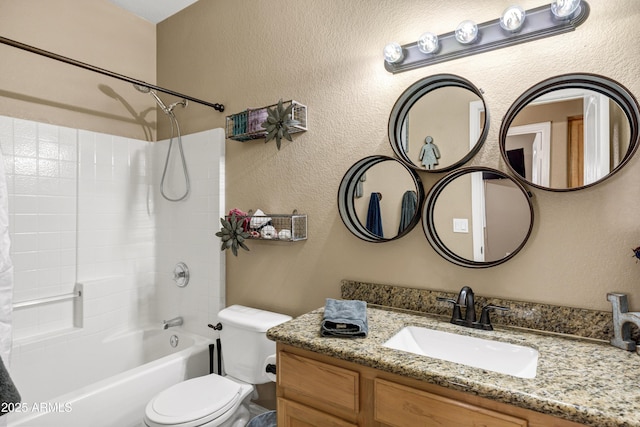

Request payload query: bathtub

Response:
[7,327,211,427]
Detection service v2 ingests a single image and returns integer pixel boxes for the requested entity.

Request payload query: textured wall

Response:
[158,0,640,316]
[0,0,157,140]
[3,1,638,318]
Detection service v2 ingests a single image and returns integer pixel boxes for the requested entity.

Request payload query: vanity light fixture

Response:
[383,42,404,64]
[455,20,479,44]
[550,0,582,19]
[500,5,526,32]
[384,0,589,74]
[417,32,439,54]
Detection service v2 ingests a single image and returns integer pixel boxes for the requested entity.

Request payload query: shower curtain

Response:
[0,147,16,424]
[0,148,12,361]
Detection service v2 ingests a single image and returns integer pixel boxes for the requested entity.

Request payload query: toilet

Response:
[143,305,292,427]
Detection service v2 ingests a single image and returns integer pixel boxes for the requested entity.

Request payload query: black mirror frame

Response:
[499,73,640,192]
[338,155,425,242]
[388,74,489,172]
[422,166,534,268]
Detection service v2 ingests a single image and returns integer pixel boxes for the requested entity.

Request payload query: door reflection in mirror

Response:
[507,89,629,189]
[500,74,639,192]
[423,167,533,268]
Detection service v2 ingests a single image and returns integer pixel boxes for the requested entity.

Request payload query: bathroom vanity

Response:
[267,305,640,427]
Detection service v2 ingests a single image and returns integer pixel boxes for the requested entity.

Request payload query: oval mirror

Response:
[338,156,424,242]
[389,74,489,172]
[500,73,640,191]
[422,167,533,268]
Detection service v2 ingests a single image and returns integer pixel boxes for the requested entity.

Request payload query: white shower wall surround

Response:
[0,116,225,404]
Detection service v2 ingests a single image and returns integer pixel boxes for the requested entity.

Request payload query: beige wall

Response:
[0,0,157,140]
[2,1,640,317]
[158,0,640,316]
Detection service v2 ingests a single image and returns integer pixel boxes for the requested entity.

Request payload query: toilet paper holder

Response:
[265,364,276,374]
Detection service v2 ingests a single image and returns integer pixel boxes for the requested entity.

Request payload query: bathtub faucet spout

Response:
[162,316,183,330]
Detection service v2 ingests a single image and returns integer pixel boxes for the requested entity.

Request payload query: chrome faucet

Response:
[163,316,183,330]
[438,286,508,331]
[607,293,640,352]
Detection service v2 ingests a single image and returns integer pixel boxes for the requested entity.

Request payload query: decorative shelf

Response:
[225,211,307,242]
[225,100,307,142]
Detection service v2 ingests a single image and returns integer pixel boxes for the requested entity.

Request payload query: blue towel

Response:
[0,356,20,417]
[321,298,368,338]
[365,192,383,238]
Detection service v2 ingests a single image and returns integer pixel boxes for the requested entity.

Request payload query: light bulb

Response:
[551,0,581,19]
[455,20,479,45]
[500,5,526,32]
[417,32,439,54]
[383,42,404,64]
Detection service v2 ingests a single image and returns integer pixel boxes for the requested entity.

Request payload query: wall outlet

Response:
[453,218,469,233]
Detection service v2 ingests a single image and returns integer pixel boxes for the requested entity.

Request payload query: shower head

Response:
[133,83,151,94]
[132,83,186,115]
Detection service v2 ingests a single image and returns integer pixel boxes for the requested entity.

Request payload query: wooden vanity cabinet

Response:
[276,343,585,427]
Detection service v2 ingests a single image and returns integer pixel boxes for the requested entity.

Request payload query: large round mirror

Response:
[338,156,424,242]
[422,167,533,268]
[389,74,489,172]
[500,73,640,191]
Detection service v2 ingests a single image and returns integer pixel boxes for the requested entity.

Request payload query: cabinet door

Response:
[278,351,359,414]
[374,378,527,427]
[278,398,358,427]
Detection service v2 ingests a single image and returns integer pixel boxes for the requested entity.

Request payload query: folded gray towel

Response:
[321,298,368,338]
[0,356,20,417]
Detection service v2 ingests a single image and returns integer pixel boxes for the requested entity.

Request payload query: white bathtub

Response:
[8,327,211,427]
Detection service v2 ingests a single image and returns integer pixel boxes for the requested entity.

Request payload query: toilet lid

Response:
[145,375,242,426]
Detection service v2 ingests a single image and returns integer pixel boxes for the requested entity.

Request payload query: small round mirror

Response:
[389,74,489,172]
[500,73,640,191]
[422,167,533,268]
[338,156,424,242]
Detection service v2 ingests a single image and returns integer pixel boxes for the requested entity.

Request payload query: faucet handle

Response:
[478,304,509,330]
[437,296,463,324]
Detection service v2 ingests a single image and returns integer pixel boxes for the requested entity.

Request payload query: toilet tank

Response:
[218,305,292,384]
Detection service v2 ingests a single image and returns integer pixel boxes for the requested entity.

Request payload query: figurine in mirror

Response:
[390,74,489,172]
[423,167,533,268]
[338,156,424,242]
[500,74,640,191]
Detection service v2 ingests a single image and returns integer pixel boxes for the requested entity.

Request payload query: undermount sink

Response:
[383,326,539,379]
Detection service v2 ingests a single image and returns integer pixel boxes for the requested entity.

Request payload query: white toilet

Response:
[143,305,292,427]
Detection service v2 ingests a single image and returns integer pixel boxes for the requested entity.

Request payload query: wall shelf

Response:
[226,211,307,242]
[225,100,307,142]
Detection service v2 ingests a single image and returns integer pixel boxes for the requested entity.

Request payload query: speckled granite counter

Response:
[267,305,640,427]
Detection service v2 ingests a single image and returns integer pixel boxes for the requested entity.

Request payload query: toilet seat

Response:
[144,374,243,427]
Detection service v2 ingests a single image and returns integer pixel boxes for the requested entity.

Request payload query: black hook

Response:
[208,323,222,331]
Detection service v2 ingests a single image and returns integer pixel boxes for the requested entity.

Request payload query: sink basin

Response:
[383,326,538,379]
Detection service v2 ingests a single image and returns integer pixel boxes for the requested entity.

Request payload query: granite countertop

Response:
[267,305,640,427]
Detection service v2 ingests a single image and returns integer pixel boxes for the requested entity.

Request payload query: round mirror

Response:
[500,73,640,191]
[338,156,424,242]
[389,74,489,172]
[422,167,533,268]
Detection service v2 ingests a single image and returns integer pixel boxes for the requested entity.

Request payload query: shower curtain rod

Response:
[0,35,225,112]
